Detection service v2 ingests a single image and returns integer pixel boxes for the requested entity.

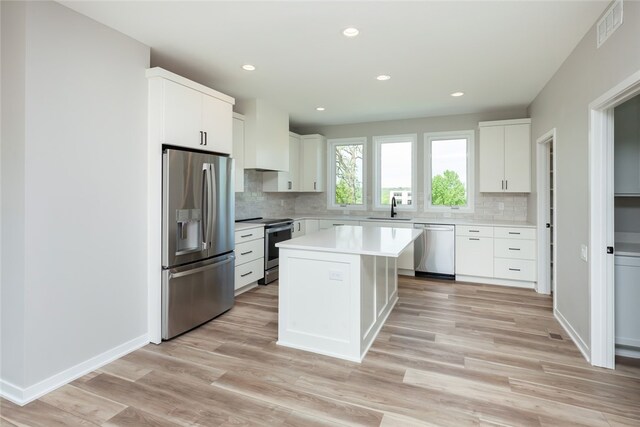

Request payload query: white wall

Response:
[294,109,529,220]
[528,2,640,349]
[1,0,150,403]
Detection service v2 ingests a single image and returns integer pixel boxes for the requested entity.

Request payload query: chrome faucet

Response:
[391,196,397,218]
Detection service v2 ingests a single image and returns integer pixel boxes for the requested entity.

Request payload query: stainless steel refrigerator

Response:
[162,148,235,340]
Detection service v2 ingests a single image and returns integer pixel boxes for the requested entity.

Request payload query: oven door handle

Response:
[266,224,293,234]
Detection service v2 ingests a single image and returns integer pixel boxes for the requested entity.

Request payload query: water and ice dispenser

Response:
[175,208,202,254]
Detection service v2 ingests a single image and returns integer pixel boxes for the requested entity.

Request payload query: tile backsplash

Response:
[236,171,528,222]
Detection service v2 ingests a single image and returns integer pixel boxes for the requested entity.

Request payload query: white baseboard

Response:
[554,308,590,363]
[456,275,535,289]
[398,269,415,277]
[615,346,640,359]
[0,333,148,406]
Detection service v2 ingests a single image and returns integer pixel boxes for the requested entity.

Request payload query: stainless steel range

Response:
[236,218,293,284]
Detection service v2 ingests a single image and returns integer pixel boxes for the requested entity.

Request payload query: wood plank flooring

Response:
[2,277,639,426]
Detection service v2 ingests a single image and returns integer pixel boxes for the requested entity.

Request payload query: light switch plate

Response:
[581,244,588,262]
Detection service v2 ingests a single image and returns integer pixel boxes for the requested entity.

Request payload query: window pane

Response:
[430,139,467,206]
[380,142,412,205]
[334,144,364,205]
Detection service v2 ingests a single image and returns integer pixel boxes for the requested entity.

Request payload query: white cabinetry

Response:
[292,219,305,238]
[300,134,326,192]
[233,113,245,192]
[236,99,289,171]
[615,255,640,349]
[305,219,319,235]
[234,225,264,294]
[263,133,301,192]
[614,95,640,195]
[479,119,531,193]
[361,221,414,271]
[456,226,494,278]
[147,68,234,155]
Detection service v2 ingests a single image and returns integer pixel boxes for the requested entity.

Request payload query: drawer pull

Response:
[508,248,521,251]
[240,271,253,277]
[469,230,480,233]
[508,268,521,272]
[508,232,521,235]
[240,250,253,256]
[469,238,480,241]
[240,233,253,238]
[333,224,344,226]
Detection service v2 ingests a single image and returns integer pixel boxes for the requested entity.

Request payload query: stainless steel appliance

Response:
[236,218,293,284]
[162,148,235,340]
[414,223,455,279]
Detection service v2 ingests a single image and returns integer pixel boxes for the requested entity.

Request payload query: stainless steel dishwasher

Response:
[413,223,455,279]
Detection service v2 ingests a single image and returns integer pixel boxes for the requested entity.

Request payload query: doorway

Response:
[589,69,640,369]
[536,129,557,301]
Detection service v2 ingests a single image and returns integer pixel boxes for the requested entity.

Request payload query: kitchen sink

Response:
[366,217,412,221]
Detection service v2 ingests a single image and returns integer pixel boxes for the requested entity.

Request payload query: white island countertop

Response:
[277,225,422,257]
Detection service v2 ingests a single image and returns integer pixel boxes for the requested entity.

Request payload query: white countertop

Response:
[616,242,640,257]
[277,225,423,257]
[234,222,265,232]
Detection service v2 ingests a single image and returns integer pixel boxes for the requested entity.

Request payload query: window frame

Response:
[326,137,367,211]
[372,134,418,212]
[423,130,475,213]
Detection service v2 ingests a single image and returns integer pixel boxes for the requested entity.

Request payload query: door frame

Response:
[589,69,640,369]
[535,129,557,298]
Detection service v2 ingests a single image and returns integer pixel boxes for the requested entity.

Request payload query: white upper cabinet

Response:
[263,133,301,192]
[300,134,326,192]
[236,99,289,171]
[233,113,245,192]
[147,68,234,155]
[614,95,640,195]
[479,119,531,193]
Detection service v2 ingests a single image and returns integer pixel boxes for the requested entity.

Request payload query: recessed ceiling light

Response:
[376,75,391,81]
[242,64,256,71]
[316,107,325,111]
[451,91,464,97]
[342,27,359,37]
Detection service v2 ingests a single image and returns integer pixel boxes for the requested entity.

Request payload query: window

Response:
[424,130,475,212]
[373,134,417,210]
[327,137,366,210]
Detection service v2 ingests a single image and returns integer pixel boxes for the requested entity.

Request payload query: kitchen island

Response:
[276,225,422,362]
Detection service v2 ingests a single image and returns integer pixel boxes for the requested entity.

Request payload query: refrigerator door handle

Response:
[201,164,209,250]
[169,255,234,279]
[208,163,217,251]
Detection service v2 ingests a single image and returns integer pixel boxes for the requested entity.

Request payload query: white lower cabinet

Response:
[615,255,640,349]
[305,219,319,235]
[234,224,264,293]
[292,220,305,238]
[455,225,537,288]
[318,219,360,229]
[456,235,494,278]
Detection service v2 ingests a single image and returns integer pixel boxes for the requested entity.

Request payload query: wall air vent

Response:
[597,0,623,48]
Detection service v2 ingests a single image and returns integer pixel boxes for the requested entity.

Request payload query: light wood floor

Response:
[2,277,640,426]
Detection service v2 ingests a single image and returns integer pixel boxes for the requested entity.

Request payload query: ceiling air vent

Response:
[597,0,623,48]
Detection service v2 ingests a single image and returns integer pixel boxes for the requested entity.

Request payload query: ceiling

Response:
[60,1,608,128]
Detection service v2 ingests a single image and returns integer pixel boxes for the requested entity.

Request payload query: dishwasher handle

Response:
[414,224,455,232]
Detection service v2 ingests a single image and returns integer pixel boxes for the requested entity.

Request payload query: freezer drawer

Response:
[162,253,235,340]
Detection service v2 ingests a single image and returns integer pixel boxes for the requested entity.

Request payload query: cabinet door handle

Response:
[508,232,520,235]
[298,222,301,231]
[240,271,253,277]
[240,250,253,255]
[204,131,208,145]
[501,180,504,190]
[508,268,521,272]
[505,180,508,190]
[469,238,480,241]
[314,181,317,190]
[200,131,204,145]
[469,230,480,233]
[240,233,253,238]
[288,181,292,190]
[508,248,521,251]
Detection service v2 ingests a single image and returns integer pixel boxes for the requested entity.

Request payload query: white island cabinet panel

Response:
[277,225,422,362]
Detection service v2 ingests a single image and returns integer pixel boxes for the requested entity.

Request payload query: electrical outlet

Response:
[498,202,505,211]
[329,270,344,281]
[581,244,588,262]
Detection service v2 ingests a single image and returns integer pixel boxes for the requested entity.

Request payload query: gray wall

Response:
[528,1,640,349]
[293,109,529,220]
[1,0,150,392]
